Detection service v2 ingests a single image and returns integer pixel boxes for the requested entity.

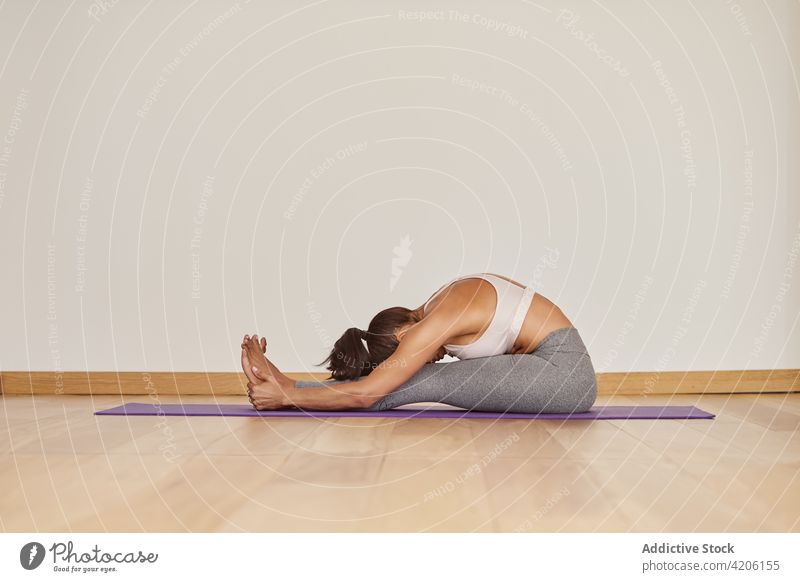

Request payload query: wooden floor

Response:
[1,393,798,532]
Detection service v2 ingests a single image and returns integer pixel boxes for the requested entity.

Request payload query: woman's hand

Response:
[246,376,288,410]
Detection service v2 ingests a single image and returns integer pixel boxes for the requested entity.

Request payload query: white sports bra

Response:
[423,273,535,359]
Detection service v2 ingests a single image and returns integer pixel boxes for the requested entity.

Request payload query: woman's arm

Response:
[266,312,456,410]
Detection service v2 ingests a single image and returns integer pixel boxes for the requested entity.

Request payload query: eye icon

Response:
[20,542,46,570]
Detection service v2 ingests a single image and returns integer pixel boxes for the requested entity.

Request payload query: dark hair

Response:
[316,306,415,381]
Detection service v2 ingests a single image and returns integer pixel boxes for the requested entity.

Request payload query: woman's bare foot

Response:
[241,334,295,391]
[241,334,280,382]
[239,337,295,410]
[240,346,260,385]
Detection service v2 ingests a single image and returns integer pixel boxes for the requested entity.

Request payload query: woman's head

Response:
[317,306,419,381]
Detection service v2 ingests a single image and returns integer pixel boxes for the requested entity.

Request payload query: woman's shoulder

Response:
[422,274,499,315]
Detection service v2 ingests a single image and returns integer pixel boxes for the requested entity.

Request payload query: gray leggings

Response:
[294,326,598,413]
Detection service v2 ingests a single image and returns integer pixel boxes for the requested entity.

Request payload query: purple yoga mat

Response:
[94,402,714,420]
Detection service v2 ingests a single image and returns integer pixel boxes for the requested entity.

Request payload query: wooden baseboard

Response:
[1,369,798,396]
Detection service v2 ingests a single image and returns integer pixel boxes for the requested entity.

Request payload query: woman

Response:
[240,272,597,413]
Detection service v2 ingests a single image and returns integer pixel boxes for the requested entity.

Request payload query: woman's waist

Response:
[530,326,588,354]
[514,295,573,348]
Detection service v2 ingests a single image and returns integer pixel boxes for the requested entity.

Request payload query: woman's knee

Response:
[575,377,597,412]
[572,361,598,412]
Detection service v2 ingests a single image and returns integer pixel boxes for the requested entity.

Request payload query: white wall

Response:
[0,0,798,376]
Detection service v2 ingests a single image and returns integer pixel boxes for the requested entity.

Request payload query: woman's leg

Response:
[295,327,598,413]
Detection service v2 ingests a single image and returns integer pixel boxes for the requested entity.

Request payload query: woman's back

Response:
[421,273,573,357]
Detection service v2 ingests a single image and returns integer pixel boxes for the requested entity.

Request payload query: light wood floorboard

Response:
[1,394,797,532]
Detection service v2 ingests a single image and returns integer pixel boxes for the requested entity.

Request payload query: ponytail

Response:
[316,326,372,381]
